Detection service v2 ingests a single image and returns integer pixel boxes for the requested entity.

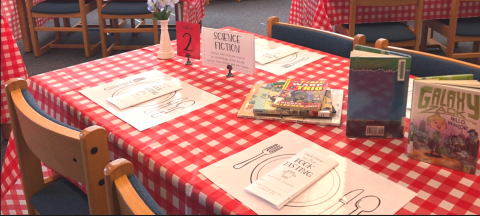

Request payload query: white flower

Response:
[159,0,169,8]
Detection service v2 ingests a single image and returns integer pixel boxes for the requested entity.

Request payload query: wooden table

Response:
[1,27,479,215]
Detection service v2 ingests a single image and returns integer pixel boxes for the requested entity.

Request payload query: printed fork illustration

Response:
[233,144,283,169]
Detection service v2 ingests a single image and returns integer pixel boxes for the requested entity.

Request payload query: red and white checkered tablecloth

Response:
[289,0,480,31]
[0,0,205,41]
[1,15,28,124]
[1,27,480,215]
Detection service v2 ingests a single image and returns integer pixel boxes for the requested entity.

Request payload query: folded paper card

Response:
[107,82,182,109]
[244,148,338,210]
[255,46,299,65]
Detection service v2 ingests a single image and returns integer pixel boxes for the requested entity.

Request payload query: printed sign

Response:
[202,27,255,75]
[176,21,200,59]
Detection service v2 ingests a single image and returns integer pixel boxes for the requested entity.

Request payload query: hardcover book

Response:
[407,79,480,174]
[346,45,411,138]
[244,148,338,210]
[273,79,328,111]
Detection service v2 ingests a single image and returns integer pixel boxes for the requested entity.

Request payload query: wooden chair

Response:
[5,78,110,215]
[104,158,166,215]
[96,1,183,57]
[267,16,366,58]
[420,0,480,64]
[335,0,424,50]
[25,0,101,57]
[376,38,480,79]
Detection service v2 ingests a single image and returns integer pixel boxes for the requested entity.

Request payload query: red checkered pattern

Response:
[1,27,479,215]
[290,0,480,31]
[1,15,28,124]
[1,0,204,41]
[1,0,50,40]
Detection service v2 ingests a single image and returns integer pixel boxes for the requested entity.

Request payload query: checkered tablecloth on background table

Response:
[1,27,480,215]
[289,0,480,31]
[1,15,28,124]
[0,0,205,41]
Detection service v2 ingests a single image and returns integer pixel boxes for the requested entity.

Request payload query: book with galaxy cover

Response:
[346,45,411,138]
[407,79,480,174]
[272,79,328,112]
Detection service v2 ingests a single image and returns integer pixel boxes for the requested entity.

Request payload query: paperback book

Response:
[273,79,328,111]
[407,79,480,174]
[346,45,411,138]
[244,148,338,210]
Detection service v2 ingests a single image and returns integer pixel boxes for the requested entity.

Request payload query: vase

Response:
[157,19,175,60]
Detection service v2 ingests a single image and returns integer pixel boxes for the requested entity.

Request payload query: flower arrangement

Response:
[147,0,179,20]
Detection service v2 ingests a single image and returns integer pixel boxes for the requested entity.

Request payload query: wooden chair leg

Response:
[420,24,429,52]
[80,15,92,57]
[153,20,159,44]
[112,19,121,44]
[473,41,479,65]
[63,18,73,36]
[99,18,109,58]
[131,19,136,36]
[53,18,62,43]
[1,123,12,140]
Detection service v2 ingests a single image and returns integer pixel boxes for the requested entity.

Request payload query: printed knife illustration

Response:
[233,144,283,169]
[319,189,364,215]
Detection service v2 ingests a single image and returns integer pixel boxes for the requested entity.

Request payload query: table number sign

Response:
[202,27,255,75]
[176,21,200,59]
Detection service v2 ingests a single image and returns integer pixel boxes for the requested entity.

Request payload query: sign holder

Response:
[185,53,193,65]
[226,65,234,77]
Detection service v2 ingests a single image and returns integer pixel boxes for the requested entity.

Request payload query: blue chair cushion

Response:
[30,178,89,215]
[386,49,480,80]
[271,24,354,58]
[128,174,166,215]
[22,89,81,132]
[344,22,417,43]
[31,0,93,14]
[438,17,480,37]
[102,1,151,15]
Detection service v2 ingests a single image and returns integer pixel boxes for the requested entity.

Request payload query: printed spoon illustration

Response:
[348,195,381,215]
[319,189,364,215]
[144,97,187,114]
[281,57,309,68]
[233,144,283,169]
[104,77,147,90]
[151,100,195,118]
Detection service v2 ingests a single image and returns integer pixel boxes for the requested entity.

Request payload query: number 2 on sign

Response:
[183,33,193,52]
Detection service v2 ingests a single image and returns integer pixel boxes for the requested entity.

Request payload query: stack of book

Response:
[237,79,344,126]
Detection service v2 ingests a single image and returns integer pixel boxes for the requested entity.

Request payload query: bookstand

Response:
[226,65,234,77]
[185,53,193,65]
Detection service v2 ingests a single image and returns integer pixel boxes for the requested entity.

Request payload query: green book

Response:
[414,74,474,80]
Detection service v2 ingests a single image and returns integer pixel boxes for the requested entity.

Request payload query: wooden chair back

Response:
[25,0,100,57]
[105,158,166,215]
[267,16,366,58]
[5,78,110,214]
[420,0,480,64]
[376,38,480,79]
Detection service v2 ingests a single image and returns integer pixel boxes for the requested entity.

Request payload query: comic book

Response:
[237,82,282,121]
[407,79,480,174]
[252,82,334,117]
[346,45,411,138]
[272,79,328,111]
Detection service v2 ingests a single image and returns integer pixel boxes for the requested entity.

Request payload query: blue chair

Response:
[5,78,110,214]
[104,158,167,215]
[375,39,480,80]
[420,0,480,64]
[335,0,424,51]
[267,16,366,58]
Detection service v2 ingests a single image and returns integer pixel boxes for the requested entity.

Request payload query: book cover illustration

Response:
[273,79,328,111]
[253,82,302,115]
[346,45,411,138]
[407,81,479,174]
[237,82,282,121]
